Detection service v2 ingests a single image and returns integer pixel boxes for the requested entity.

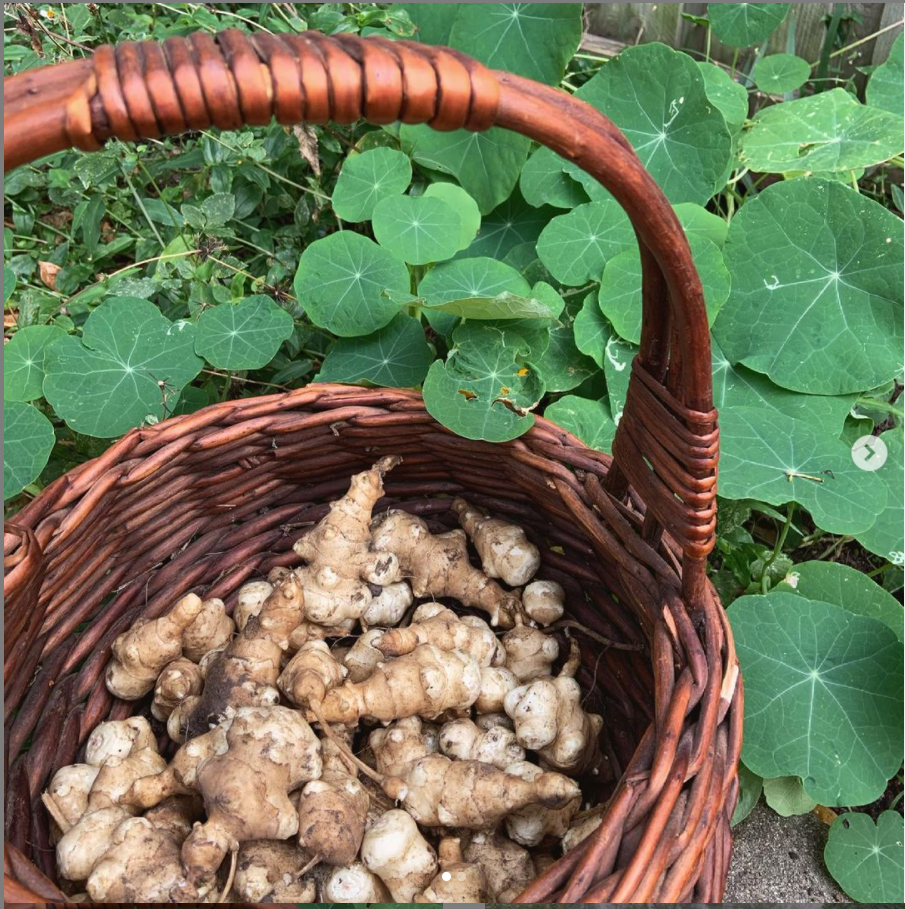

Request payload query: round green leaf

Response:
[571,43,733,204]
[855,429,904,567]
[544,395,615,452]
[713,180,904,394]
[537,201,633,286]
[731,762,763,827]
[460,188,558,259]
[697,61,749,134]
[825,811,904,903]
[519,147,590,210]
[317,314,433,389]
[776,560,904,641]
[424,183,481,251]
[372,194,462,265]
[674,203,729,247]
[729,592,904,806]
[707,3,790,47]
[4,265,16,304]
[718,406,886,535]
[4,401,54,500]
[600,235,730,344]
[740,89,905,173]
[752,53,811,94]
[867,33,904,115]
[573,291,612,368]
[43,297,203,438]
[762,776,817,817]
[3,325,66,402]
[294,232,410,338]
[195,296,293,370]
[530,321,597,393]
[331,148,412,222]
[422,322,544,442]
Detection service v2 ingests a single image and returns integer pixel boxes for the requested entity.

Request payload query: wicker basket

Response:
[3,31,741,904]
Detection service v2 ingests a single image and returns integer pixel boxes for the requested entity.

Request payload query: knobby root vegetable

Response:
[296,763,369,865]
[180,706,323,886]
[452,498,541,587]
[342,629,385,683]
[438,718,525,769]
[234,840,317,902]
[56,807,131,881]
[522,579,566,626]
[371,509,524,628]
[45,765,99,831]
[105,594,204,699]
[151,658,204,721]
[313,643,481,725]
[415,836,487,903]
[278,640,348,707]
[475,711,514,731]
[85,717,156,766]
[375,603,503,667]
[502,625,559,683]
[143,795,204,843]
[83,747,166,816]
[322,861,392,903]
[183,572,304,740]
[361,809,438,902]
[234,579,274,631]
[475,665,519,714]
[167,695,200,744]
[182,597,235,663]
[463,831,536,902]
[562,804,606,853]
[504,761,580,846]
[291,457,402,627]
[361,581,413,627]
[369,717,439,778]
[394,753,581,828]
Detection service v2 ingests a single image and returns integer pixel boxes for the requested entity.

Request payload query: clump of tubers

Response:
[342,628,385,682]
[502,625,560,682]
[438,718,525,769]
[503,761,580,846]
[369,717,439,777]
[182,597,235,662]
[234,840,316,902]
[361,809,438,901]
[361,581,413,626]
[463,830,537,901]
[522,579,566,626]
[476,664,520,713]
[416,836,487,902]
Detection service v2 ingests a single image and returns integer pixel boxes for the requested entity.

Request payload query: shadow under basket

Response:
[3,30,741,904]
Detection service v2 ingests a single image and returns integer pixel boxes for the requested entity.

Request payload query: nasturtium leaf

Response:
[4,265,16,303]
[730,592,904,806]
[573,292,613,368]
[423,293,556,321]
[400,125,530,215]
[317,314,433,388]
[530,281,565,320]
[866,33,904,116]
[825,811,905,904]
[697,61,749,134]
[740,89,905,173]
[397,2,457,45]
[731,763,763,827]
[519,147,590,210]
[544,396,616,452]
[711,340,855,435]
[530,321,597,393]
[461,189,558,260]
[194,295,294,370]
[603,335,636,426]
[762,776,817,817]
[713,180,904,394]
[752,53,811,94]
[422,322,544,442]
[3,402,54,501]
[707,3,790,47]
[294,232,410,337]
[600,234,729,344]
[372,194,462,265]
[331,148,412,222]
[3,325,66,401]
[423,183,481,251]
[674,203,729,247]
[570,43,733,205]
[537,201,634,285]
[776,560,904,641]
[855,429,905,567]
[43,298,203,438]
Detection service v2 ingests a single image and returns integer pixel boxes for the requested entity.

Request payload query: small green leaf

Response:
[729,592,904,806]
[537,201,634,285]
[697,61,749,134]
[43,297,203,438]
[573,291,612,368]
[825,811,904,903]
[544,395,616,452]
[867,33,904,115]
[4,265,16,304]
[3,325,67,402]
[3,401,55,500]
[331,148,412,222]
[731,763,763,827]
[519,147,590,210]
[294,232,410,337]
[740,89,905,173]
[317,314,433,388]
[460,188,558,259]
[752,53,811,94]
[674,203,729,247]
[707,3,790,47]
[200,192,235,227]
[762,776,817,817]
[855,429,904,567]
[530,321,597,393]
[423,183,481,251]
[194,295,294,370]
[422,322,544,442]
[372,194,462,265]
[775,560,904,641]
[713,180,903,395]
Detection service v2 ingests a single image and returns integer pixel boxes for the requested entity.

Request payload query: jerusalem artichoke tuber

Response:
[84,717,156,766]
[322,861,392,903]
[504,761,580,846]
[342,629,385,682]
[361,808,438,902]
[476,665,520,714]
[45,764,99,830]
[234,840,317,902]
[522,579,566,626]
[438,718,525,769]
[369,717,439,778]
[502,625,559,682]
[361,580,413,627]
[234,579,273,631]
[415,836,487,903]
[278,639,348,707]
[151,658,204,721]
[181,597,235,662]
[463,831,536,902]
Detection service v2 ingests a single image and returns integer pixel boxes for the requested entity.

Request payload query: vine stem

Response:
[759,502,796,593]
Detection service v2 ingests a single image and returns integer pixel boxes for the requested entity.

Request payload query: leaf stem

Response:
[760,502,796,593]
[855,397,904,418]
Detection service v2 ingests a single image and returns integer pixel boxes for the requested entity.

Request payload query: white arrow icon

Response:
[851,435,888,472]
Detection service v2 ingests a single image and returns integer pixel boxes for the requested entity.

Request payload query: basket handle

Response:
[3,30,718,597]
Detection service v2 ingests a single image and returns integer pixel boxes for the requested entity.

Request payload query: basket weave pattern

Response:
[3,31,741,904]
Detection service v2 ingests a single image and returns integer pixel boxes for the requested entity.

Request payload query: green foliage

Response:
[194,296,294,370]
[867,33,904,116]
[4,402,56,501]
[825,812,905,903]
[854,429,904,566]
[762,775,817,817]
[3,325,67,401]
[372,194,463,264]
[731,762,763,827]
[707,3,790,47]
[752,53,811,94]
[331,148,412,222]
